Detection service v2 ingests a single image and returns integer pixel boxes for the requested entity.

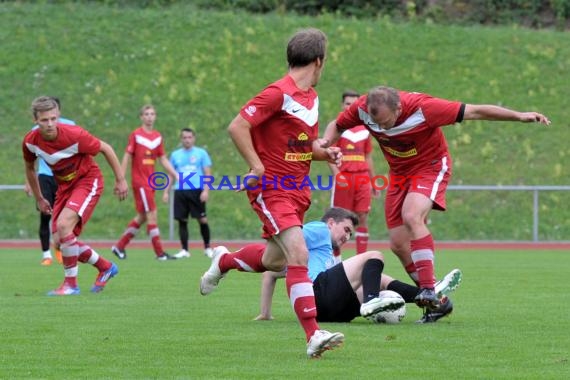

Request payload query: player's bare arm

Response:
[25,160,51,214]
[200,166,212,202]
[120,151,132,180]
[312,141,342,166]
[320,119,343,148]
[463,104,551,125]
[227,114,264,190]
[99,141,128,201]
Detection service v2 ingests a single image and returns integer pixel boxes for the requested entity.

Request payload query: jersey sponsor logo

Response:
[383,146,418,158]
[245,105,256,117]
[135,135,162,150]
[284,152,312,161]
[287,132,313,148]
[56,171,78,182]
[142,158,156,165]
[25,143,79,166]
[342,154,365,162]
[282,94,319,126]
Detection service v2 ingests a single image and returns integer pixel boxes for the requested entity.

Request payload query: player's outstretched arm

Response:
[99,140,128,201]
[463,104,551,125]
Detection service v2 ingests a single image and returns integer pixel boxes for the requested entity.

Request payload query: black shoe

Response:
[416,297,454,323]
[111,246,127,260]
[156,252,176,261]
[414,288,439,309]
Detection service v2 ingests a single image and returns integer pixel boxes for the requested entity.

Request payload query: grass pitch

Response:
[0,247,567,379]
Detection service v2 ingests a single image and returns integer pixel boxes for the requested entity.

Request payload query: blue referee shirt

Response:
[169,146,212,190]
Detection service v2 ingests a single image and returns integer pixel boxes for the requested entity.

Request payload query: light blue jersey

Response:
[169,146,212,190]
[303,221,337,281]
[32,117,76,176]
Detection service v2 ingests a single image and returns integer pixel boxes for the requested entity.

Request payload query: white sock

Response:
[42,250,52,259]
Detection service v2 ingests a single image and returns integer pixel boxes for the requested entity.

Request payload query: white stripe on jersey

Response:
[282,94,319,126]
[135,135,162,150]
[25,143,79,166]
[340,128,370,142]
[358,108,426,136]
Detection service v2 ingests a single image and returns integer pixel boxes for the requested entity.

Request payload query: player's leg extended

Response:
[401,192,438,308]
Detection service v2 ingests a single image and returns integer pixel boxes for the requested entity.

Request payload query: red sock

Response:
[116,220,140,251]
[405,262,419,286]
[147,224,164,256]
[218,244,267,273]
[77,243,111,272]
[286,265,319,341]
[60,234,79,288]
[410,234,436,289]
[355,226,369,254]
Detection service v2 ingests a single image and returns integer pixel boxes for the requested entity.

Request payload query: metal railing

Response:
[3,184,569,242]
[446,185,570,242]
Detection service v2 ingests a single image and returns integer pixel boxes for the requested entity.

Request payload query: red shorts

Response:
[384,158,451,229]
[52,173,104,236]
[247,188,310,239]
[133,186,156,213]
[331,172,371,213]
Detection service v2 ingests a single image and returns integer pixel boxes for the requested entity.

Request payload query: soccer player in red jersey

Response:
[328,90,379,257]
[112,105,178,261]
[199,28,344,359]
[321,85,550,310]
[23,96,128,296]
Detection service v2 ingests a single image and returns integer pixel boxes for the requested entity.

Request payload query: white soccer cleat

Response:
[435,268,463,298]
[199,246,229,296]
[204,247,214,258]
[174,249,191,259]
[360,295,405,318]
[306,330,345,359]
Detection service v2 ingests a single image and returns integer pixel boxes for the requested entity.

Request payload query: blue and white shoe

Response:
[91,263,119,293]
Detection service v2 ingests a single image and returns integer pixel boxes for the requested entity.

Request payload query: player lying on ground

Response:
[201,207,462,325]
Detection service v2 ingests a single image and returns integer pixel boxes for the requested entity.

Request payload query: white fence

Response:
[3,184,569,242]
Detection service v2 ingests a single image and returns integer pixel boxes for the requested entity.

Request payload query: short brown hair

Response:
[321,207,359,227]
[287,28,327,68]
[31,96,58,119]
[367,86,400,116]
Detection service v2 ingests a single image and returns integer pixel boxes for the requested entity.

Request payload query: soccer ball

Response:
[369,290,406,324]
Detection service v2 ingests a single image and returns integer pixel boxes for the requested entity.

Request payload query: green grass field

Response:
[1,2,570,241]
[1,247,567,379]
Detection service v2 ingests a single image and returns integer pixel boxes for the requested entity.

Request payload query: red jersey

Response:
[336,91,463,175]
[333,124,372,173]
[22,124,101,187]
[126,127,165,188]
[240,74,319,192]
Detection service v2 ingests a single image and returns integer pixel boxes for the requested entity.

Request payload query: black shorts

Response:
[39,174,57,207]
[173,190,206,220]
[313,263,361,323]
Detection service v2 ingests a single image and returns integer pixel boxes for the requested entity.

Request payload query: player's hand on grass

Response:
[253,314,274,321]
